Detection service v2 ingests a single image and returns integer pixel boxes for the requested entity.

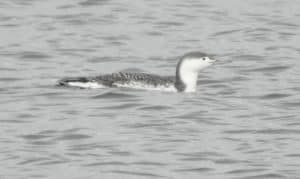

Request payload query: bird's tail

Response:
[57,76,111,89]
[57,77,90,87]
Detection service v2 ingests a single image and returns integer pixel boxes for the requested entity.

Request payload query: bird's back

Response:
[96,72,174,86]
[58,72,176,91]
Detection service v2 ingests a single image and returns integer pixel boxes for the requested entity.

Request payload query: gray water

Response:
[1,0,300,178]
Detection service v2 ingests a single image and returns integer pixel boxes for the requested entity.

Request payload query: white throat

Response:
[179,68,198,92]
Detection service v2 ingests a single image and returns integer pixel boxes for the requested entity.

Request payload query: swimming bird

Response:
[58,52,216,92]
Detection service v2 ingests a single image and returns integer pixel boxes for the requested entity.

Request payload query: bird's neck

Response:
[181,70,198,92]
[175,69,198,92]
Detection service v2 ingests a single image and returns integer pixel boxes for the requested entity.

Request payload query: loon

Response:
[58,52,216,92]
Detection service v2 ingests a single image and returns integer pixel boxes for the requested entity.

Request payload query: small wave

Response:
[175,167,213,173]
[139,105,173,111]
[19,51,52,60]
[79,0,110,6]
[212,29,244,37]
[92,92,137,99]
[84,161,127,167]
[260,93,290,100]
[244,65,290,73]
[55,134,91,141]
[106,170,164,178]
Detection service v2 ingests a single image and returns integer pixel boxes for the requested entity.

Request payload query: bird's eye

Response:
[202,58,206,61]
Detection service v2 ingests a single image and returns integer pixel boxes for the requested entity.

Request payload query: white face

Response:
[181,56,215,72]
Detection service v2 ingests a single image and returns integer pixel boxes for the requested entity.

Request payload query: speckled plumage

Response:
[95,72,175,87]
[59,72,175,88]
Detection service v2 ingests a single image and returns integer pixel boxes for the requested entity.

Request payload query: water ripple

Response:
[105,170,165,178]
[212,29,244,37]
[18,51,52,60]
[175,167,213,173]
[92,92,138,99]
[245,66,291,73]
[55,134,91,141]
[260,93,291,100]
[224,129,300,135]
[241,173,286,179]
[84,161,127,167]
[79,0,110,6]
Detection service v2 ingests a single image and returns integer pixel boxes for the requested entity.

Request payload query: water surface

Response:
[1,0,300,178]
